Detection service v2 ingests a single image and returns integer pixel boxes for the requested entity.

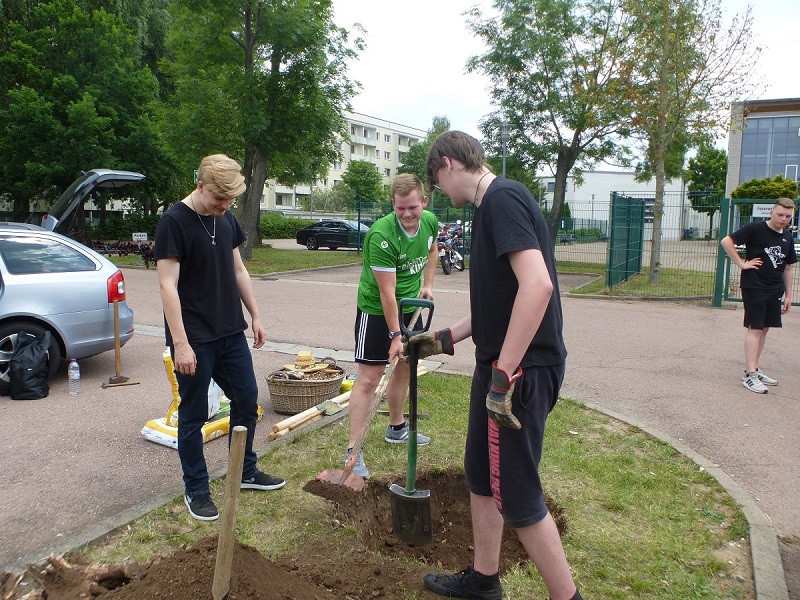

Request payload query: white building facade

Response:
[260,111,427,211]
[538,170,716,240]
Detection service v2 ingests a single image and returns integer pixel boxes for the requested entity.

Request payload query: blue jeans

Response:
[172,332,259,498]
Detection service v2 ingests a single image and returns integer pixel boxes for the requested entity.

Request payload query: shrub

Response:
[260,212,315,239]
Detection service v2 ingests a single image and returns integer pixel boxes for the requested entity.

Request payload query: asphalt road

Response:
[0,256,797,597]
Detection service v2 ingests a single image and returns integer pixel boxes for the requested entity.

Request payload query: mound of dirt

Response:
[6,469,565,599]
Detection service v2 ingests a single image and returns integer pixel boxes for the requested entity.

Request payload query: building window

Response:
[740,115,800,184]
[375,149,380,158]
[786,165,798,182]
[546,182,555,192]
[384,168,391,177]
[334,161,342,170]
[384,151,391,160]
[384,134,391,143]
[376,131,380,140]
[350,144,355,154]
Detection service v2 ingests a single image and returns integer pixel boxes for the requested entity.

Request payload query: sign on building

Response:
[132,232,148,242]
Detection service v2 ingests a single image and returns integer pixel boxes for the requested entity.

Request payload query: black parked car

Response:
[295,219,368,250]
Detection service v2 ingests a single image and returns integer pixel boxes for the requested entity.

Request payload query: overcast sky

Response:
[333,0,798,143]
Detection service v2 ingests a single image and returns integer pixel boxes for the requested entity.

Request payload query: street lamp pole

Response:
[500,122,510,178]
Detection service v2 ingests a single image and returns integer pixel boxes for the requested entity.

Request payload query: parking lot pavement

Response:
[1,264,798,598]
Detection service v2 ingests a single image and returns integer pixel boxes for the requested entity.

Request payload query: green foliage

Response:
[0,0,176,219]
[341,160,384,207]
[730,174,798,200]
[300,184,353,212]
[686,144,727,196]
[259,212,314,239]
[467,0,635,245]
[90,213,160,240]
[160,0,362,258]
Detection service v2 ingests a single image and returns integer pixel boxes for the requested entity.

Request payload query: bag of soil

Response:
[9,330,51,400]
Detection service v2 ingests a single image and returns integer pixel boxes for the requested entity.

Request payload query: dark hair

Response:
[426,131,486,191]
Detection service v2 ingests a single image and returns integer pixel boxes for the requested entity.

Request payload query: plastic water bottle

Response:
[68,359,81,396]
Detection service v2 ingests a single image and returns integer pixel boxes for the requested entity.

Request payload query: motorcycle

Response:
[437,234,465,274]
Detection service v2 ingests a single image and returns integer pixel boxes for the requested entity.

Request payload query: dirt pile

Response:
[5,468,564,599]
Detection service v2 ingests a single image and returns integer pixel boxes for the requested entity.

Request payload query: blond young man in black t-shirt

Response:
[720,197,796,394]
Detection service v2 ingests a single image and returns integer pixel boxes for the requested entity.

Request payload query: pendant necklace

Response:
[474,171,490,204]
[190,192,216,245]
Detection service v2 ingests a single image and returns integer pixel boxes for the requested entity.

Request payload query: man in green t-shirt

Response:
[346,173,439,478]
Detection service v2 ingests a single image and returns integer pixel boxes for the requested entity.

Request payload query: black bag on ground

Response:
[9,330,51,400]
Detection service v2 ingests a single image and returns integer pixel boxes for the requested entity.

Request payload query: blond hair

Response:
[197,154,246,198]
[391,173,424,202]
[774,197,796,210]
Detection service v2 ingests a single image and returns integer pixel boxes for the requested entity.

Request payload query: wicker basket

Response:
[266,372,345,415]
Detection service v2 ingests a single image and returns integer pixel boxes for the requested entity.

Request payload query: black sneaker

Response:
[241,470,286,491]
[424,566,502,599]
[184,493,218,521]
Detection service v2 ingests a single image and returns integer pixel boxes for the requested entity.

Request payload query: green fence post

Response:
[712,198,731,307]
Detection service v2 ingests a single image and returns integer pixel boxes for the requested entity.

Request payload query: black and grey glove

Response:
[403,328,454,360]
[486,361,523,430]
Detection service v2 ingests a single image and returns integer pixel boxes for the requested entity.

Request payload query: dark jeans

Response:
[172,332,259,498]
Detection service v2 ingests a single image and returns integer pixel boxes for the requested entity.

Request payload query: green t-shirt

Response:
[357,210,438,315]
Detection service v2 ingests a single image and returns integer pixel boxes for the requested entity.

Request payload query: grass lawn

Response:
[82,372,751,599]
[570,266,715,298]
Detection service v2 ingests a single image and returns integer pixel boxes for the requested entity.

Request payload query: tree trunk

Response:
[237,145,267,260]
[546,144,580,248]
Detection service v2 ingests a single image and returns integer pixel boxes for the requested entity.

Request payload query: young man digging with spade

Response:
[407,131,582,600]
[344,173,439,479]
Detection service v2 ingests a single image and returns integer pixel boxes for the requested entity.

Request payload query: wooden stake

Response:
[212,425,247,600]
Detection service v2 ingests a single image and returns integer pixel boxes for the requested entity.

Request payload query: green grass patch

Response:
[555,260,606,275]
[571,266,715,298]
[111,246,362,274]
[82,373,750,599]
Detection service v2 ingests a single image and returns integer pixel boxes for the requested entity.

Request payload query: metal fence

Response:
[555,191,722,298]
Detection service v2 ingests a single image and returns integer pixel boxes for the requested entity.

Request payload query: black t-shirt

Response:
[154,202,248,346]
[469,177,567,367]
[729,221,797,291]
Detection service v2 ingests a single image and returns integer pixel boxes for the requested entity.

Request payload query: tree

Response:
[161,0,361,259]
[466,0,636,245]
[342,160,383,210]
[300,183,353,212]
[0,0,170,222]
[685,143,727,238]
[731,175,798,201]
[397,115,451,184]
[622,0,760,282]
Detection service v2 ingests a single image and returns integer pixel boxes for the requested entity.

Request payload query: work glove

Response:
[486,361,523,430]
[403,328,454,360]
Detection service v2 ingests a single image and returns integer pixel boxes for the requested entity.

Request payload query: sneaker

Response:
[241,470,286,491]
[423,566,502,600]
[755,368,778,386]
[184,493,218,521]
[345,447,369,478]
[742,372,768,394]
[384,422,431,446]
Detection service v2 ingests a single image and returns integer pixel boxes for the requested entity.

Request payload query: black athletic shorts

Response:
[353,308,421,364]
[741,288,783,330]
[465,361,565,529]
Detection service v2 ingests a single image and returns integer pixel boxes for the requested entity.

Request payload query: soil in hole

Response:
[6,468,565,599]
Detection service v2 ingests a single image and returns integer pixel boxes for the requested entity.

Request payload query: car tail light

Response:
[107,271,126,303]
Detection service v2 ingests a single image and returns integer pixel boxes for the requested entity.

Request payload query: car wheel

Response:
[306,237,319,250]
[0,322,62,395]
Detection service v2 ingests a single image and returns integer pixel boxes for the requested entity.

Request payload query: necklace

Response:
[190,192,216,245]
[474,171,490,204]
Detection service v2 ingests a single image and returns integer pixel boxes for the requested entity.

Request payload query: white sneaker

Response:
[754,368,778,386]
[742,372,768,394]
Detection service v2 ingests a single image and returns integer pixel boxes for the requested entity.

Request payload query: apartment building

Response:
[261,111,427,211]
[726,97,800,196]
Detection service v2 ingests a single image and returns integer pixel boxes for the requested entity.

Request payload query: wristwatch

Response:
[388,330,402,340]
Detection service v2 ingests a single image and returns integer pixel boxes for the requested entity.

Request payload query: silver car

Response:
[0,169,143,393]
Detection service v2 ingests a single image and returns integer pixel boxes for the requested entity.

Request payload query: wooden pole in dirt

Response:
[212,425,247,600]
